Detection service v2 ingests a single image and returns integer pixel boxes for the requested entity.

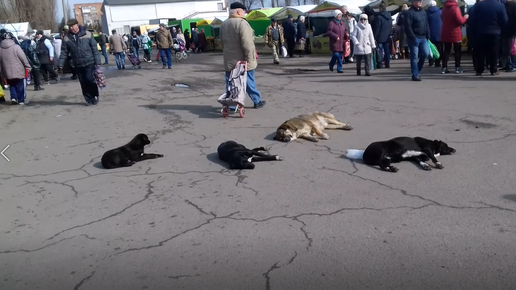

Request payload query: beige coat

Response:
[109,34,126,53]
[155,29,173,49]
[0,38,31,80]
[220,15,257,71]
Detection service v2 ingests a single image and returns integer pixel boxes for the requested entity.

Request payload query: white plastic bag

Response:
[281,46,287,57]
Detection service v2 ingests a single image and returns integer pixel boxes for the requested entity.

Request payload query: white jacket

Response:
[347,18,357,35]
[351,21,376,55]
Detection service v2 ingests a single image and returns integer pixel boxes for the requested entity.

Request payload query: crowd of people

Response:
[323,0,516,80]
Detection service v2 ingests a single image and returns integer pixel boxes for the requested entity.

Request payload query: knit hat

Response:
[36,30,44,35]
[359,13,368,20]
[333,9,343,17]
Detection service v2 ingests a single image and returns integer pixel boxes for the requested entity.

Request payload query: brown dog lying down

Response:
[274,112,353,142]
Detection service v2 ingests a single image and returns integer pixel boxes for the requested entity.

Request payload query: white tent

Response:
[0,22,33,38]
[269,5,317,20]
[307,0,370,16]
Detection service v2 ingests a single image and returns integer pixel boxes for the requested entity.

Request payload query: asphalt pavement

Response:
[1,52,516,290]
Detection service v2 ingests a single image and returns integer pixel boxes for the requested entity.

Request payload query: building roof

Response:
[104,0,216,5]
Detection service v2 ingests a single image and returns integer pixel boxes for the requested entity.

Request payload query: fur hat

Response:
[333,9,343,17]
[359,13,368,20]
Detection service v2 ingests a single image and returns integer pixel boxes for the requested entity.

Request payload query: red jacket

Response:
[327,19,347,52]
[441,1,467,43]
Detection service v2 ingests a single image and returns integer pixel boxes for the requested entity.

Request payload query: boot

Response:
[34,86,44,91]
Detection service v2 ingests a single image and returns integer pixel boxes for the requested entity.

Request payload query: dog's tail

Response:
[344,149,364,160]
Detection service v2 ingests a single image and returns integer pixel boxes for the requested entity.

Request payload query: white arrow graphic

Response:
[1,145,10,162]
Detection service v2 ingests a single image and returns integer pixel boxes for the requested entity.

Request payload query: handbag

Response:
[94,66,107,90]
[294,39,306,51]
[344,40,351,57]
[281,45,288,57]
[511,38,516,56]
[427,40,440,60]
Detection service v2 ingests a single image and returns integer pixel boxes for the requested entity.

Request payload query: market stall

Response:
[269,5,316,20]
[307,0,369,54]
[211,16,228,51]
[245,8,282,36]
[197,19,214,37]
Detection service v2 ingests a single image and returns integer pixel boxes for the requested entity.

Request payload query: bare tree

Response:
[0,0,58,31]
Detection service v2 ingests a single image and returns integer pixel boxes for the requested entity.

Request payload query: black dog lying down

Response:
[345,136,456,172]
[101,133,164,169]
[217,141,282,169]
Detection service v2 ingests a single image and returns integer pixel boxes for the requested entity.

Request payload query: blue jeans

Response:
[225,69,261,106]
[160,48,172,68]
[7,78,26,103]
[132,46,139,59]
[329,51,343,72]
[114,52,125,68]
[101,46,108,63]
[377,42,391,67]
[408,37,430,77]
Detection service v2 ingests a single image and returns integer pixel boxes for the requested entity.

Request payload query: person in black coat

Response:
[296,15,307,56]
[468,0,508,75]
[500,0,516,71]
[184,29,191,52]
[282,14,296,57]
[373,3,392,68]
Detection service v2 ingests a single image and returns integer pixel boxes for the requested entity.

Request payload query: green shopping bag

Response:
[0,84,4,98]
[428,40,440,60]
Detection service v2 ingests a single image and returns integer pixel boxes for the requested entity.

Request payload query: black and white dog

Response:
[217,141,282,169]
[101,133,164,169]
[345,137,456,172]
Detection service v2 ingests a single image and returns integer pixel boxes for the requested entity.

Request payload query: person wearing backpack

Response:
[58,19,102,106]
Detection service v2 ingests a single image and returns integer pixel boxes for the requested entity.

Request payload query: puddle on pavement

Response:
[460,119,498,129]
[283,68,317,74]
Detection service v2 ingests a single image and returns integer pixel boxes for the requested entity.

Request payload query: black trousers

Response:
[76,64,99,103]
[475,34,500,74]
[31,69,42,88]
[442,42,462,68]
[286,37,295,57]
[500,37,513,69]
[355,54,371,74]
[40,63,58,82]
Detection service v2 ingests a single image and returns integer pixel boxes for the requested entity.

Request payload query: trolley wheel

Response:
[394,54,399,60]
[239,107,245,118]
[221,106,229,118]
[182,52,188,59]
[176,52,182,60]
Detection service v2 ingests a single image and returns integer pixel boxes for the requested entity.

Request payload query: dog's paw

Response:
[435,162,444,169]
[388,166,399,173]
[275,155,283,161]
[342,124,353,130]
[321,133,330,140]
[157,154,164,158]
[422,164,432,171]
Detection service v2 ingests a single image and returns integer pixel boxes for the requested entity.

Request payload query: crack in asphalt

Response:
[44,180,158,242]
[73,270,96,290]
[115,210,240,255]
[322,163,516,213]
[263,262,280,290]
